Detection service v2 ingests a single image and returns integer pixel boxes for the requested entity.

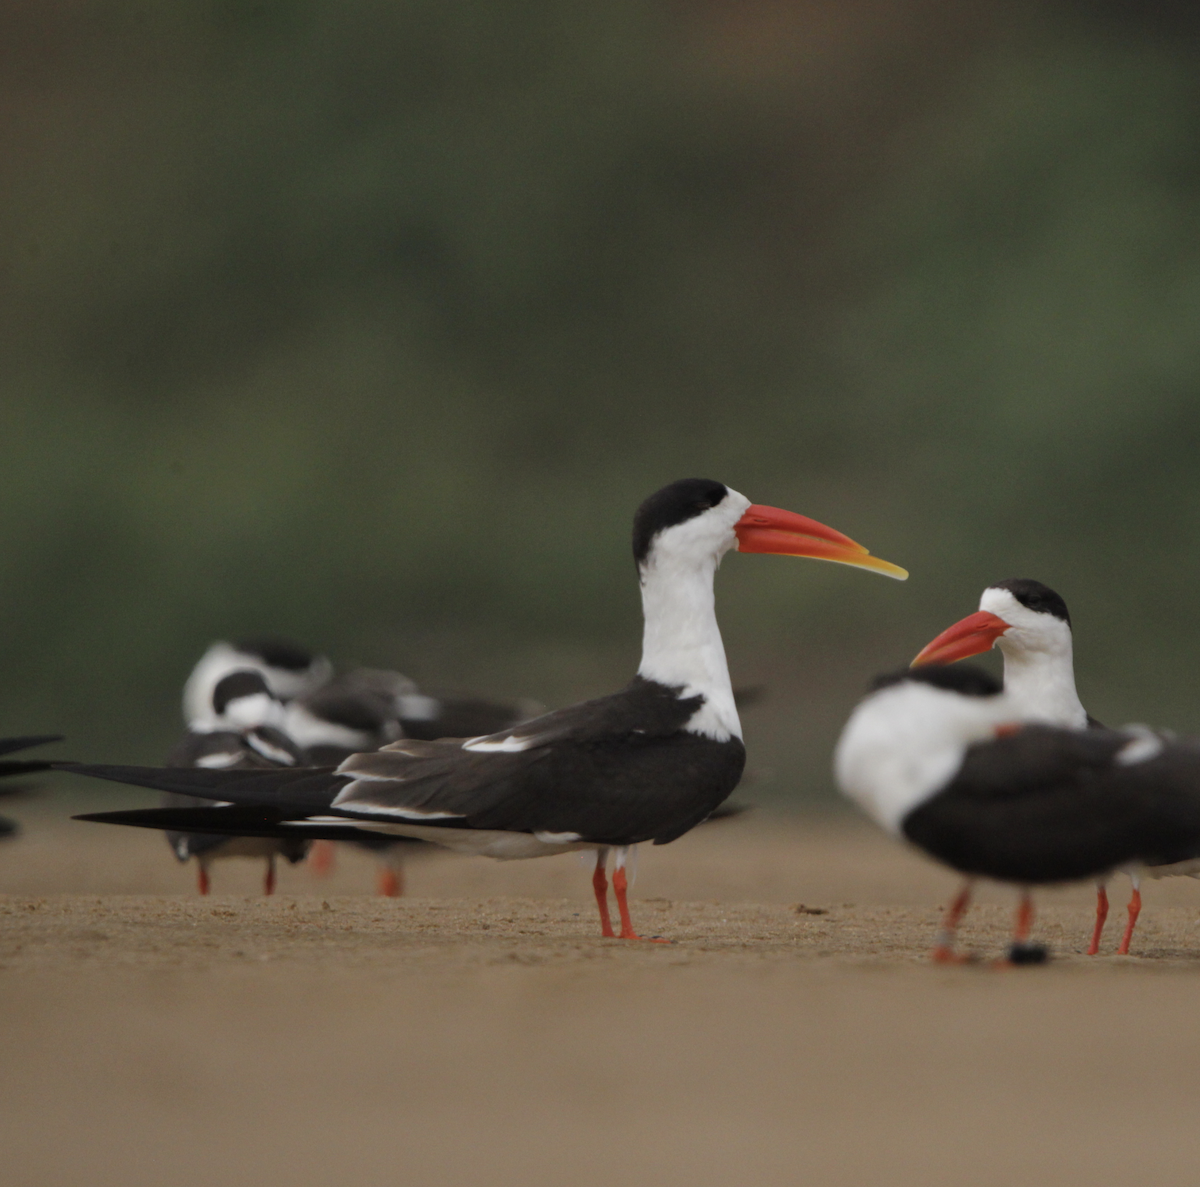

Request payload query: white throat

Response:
[979,589,1088,728]
[997,637,1087,728]
[635,494,748,742]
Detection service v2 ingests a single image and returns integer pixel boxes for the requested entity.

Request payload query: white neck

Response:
[997,634,1087,728]
[835,683,1011,833]
[637,550,741,742]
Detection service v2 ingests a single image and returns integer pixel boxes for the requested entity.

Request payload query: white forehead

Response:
[979,586,1059,632]
[645,486,750,565]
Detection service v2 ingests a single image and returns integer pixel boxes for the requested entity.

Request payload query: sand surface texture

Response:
[4,809,1200,1186]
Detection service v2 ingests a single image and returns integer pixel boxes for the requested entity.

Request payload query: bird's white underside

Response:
[293,816,593,859]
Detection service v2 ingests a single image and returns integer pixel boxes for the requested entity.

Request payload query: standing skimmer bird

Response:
[68,478,906,939]
[837,664,1200,963]
[912,579,1164,955]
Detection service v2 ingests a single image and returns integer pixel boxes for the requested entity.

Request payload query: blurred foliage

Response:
[1,1,1199,807]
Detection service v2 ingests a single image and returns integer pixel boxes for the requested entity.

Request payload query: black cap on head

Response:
[989,579,1071,626]
[234,637,316,671]
[213,670,273,715]
[632,479,729,566]
[871,664,1002,698]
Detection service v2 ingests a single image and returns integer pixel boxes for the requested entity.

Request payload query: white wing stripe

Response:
[196,753,241,769]
[339,804,466,821]
[329,781,465,820]
[462,734,535,753]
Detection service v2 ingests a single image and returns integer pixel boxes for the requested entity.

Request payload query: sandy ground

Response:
[5,808,1200,1186]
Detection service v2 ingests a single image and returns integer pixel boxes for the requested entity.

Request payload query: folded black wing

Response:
[333,679,743,844]
[60,679,746,847]
[904,724,1200,882]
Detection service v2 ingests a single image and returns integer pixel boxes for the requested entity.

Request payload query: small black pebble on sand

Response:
[1006,942,1050,966]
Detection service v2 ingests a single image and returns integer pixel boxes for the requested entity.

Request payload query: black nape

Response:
[632,479,729,566]
[871,665,1002,698]
[235,637,317,671]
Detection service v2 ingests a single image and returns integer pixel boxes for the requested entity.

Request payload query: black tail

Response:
[56,762,348,813]
[0,761,57,781]
[702,801,752,824]
[0,735,63,780]
[0,735,63,759]
[73,805,385,843]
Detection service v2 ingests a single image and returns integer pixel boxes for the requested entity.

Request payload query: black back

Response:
[872,665,1003,698]
[903,725,1200,884]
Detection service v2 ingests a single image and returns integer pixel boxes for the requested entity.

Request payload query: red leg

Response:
[310,841,336,876]
[1087,884,1109,956]
[264,855,276,896]
[998,891,1049,966]
[611,865,670,942]
[197,866,210,896]
[1014,893,1034,942]
[612,865,641,939]
[931,882,973,963]
[592,850,615,938]
[377,866,405,897]
[1117,884,1142,955]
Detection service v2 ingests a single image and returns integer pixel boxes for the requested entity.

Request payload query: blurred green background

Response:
[3,0,1199,806]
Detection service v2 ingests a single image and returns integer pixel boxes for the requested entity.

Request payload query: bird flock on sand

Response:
[9,478,1200,965]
